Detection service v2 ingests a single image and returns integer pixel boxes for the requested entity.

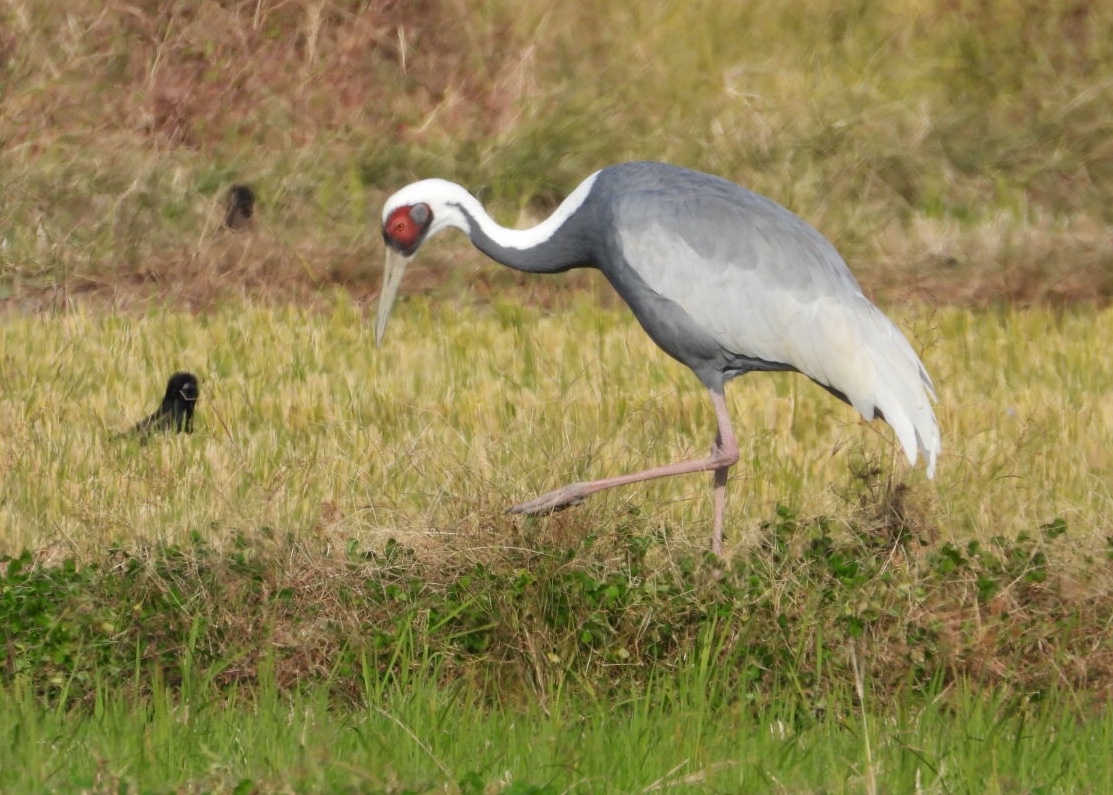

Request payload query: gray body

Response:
[474,163,855,388]
[462,162,937,466]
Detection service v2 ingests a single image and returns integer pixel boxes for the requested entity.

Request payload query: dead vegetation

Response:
[2,0,528,150]
[1,0,1111,311]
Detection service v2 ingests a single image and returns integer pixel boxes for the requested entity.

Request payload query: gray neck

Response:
[457,203,595,274]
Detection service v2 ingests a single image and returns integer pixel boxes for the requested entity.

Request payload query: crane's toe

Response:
[508,485,589,516]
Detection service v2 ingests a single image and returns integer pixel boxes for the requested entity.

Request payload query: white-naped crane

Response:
[374,161,940,556]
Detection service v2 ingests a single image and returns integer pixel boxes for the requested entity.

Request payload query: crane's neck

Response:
[440,173,600,274]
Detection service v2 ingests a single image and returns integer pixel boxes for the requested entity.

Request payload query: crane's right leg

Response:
[509,389,739,555]
[711,461,729,557]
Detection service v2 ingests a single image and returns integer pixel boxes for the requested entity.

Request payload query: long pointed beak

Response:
[375,247,411,346]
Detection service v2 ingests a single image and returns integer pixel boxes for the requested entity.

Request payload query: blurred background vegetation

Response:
[1,0,1110,308]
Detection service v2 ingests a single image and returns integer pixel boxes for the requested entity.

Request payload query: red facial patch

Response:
[384,205,424,251]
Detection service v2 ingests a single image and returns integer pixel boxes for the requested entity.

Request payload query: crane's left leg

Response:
[510,389,739,555]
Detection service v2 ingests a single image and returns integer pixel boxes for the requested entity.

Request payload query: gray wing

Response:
[611,185,940,475]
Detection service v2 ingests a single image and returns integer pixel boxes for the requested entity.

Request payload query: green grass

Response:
[3,664,1112,793]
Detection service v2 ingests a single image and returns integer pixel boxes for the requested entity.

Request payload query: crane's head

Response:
[375,179,474,346]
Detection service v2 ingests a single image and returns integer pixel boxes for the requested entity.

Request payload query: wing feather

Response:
[612,187,940,475]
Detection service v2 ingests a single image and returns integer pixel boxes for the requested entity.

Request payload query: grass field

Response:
[3,0,1113,792]
[4,674,1113,792]
[4,297,1112,793]
[1,298,1111,561]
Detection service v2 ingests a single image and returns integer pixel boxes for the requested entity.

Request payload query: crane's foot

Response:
[507,484,589,516]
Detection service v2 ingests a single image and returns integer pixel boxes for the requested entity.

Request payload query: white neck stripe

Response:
[382,171,600,251]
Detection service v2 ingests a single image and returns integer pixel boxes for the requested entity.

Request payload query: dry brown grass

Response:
[1,0,527,150]
[2,0,1111,311]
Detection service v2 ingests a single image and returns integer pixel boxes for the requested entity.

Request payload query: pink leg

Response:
[510,389,739,554]
[711,465,729,557]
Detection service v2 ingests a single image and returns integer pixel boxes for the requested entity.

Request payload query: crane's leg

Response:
[711,460,729,557]
[509,389,739,554]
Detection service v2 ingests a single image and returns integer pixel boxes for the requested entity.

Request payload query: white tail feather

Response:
[855,307,940,478]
